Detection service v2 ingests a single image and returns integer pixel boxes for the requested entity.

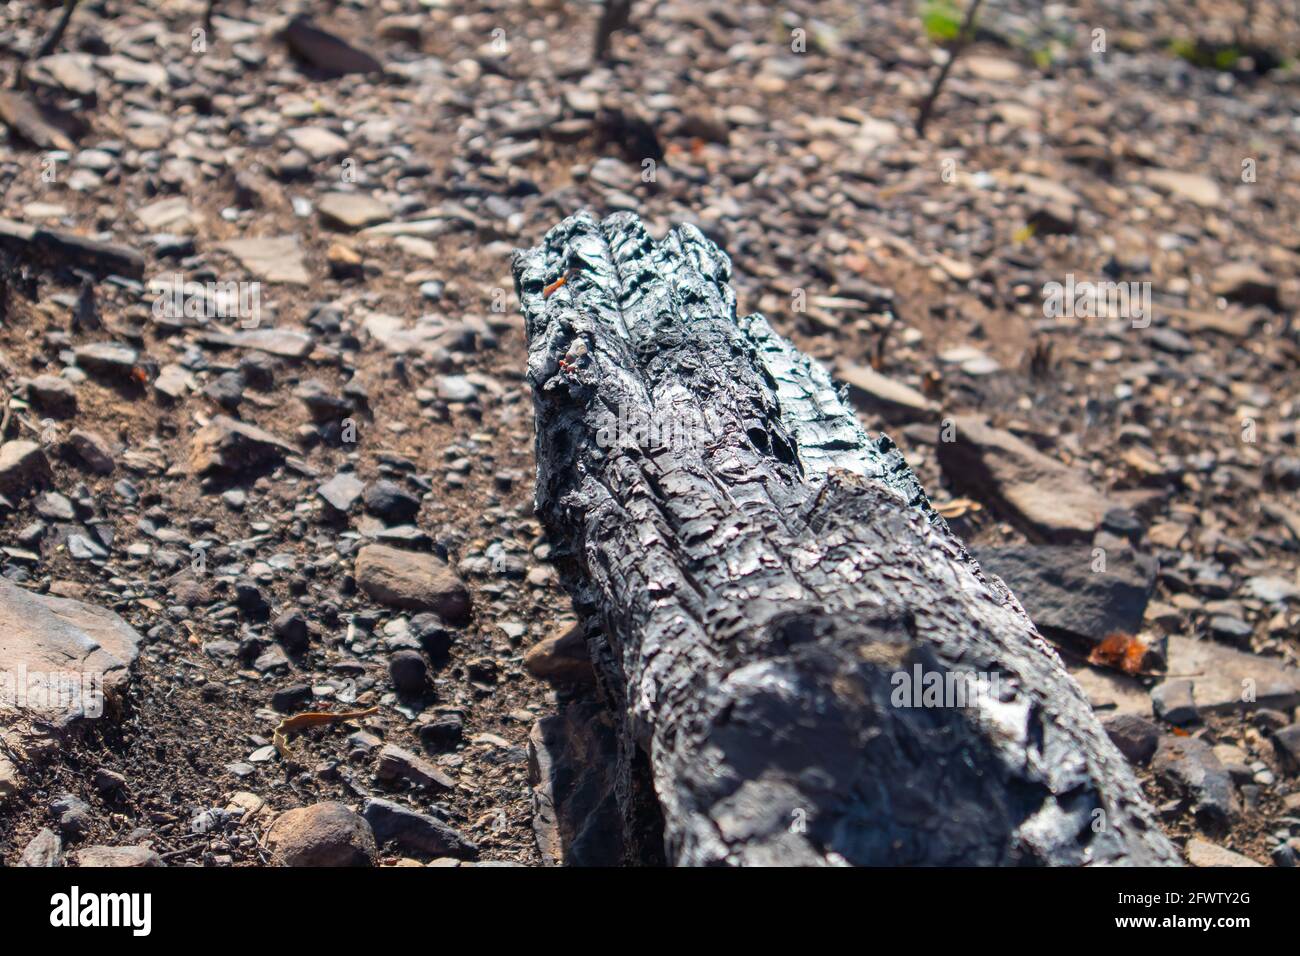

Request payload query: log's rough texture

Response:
[513,211,1178,867]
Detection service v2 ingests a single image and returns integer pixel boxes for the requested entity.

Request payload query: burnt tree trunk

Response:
[513,211,1178,867]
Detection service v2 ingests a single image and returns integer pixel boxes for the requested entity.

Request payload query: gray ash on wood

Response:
[513,210,1177,867]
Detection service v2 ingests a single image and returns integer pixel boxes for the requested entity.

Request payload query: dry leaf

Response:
[272,706,378,758]
[1087,631,1148,676]
[935,498,983,519]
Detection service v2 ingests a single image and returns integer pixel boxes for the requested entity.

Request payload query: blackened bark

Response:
[513,211,1178,867]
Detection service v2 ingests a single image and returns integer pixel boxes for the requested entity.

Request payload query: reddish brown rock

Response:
[266,802,377,867]
[524,623,595,686]
[354,545,471,622]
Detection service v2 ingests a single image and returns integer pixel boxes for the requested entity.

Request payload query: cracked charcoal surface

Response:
[514,210,1179,867]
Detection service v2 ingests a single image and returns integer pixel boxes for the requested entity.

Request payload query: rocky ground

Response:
[0,0,1298,867]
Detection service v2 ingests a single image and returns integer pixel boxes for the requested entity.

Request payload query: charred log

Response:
[513,211,1178,867]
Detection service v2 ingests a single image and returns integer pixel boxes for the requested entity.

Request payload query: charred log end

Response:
[673,608,1111,866]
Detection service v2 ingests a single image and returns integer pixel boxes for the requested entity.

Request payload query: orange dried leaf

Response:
[935,498,983,519]
[272,706,378,758]
[1087,631,1148,676]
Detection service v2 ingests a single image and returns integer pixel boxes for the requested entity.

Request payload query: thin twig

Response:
[34,0,81,60]
[915,0,985,136]
[594,0,633,63]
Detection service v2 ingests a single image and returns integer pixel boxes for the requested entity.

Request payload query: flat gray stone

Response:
[837,363,938,423]
[286,126,348,160]
[973,545,1155,647]
[0,441,52,499]
[72,845,163,867]
[317,472,365,513]
[1242,575,1300,605]
[74,341,139,377]
[153,363,194,401]
[1068,664,1152,717]
[198,327,315,358]
[95,55,168,88]
[362,312,447,356]
[938,345,1001,376]
[219,236,310,285]
[0,577,143,715]
[376,743,456,791]
[1153,735,1237,827]
[136,197,199,233]
[317,192,392,230]
[1166,636,1300,714]
[18,827,62,866]
[1145,169,1222,207]
[362,797,477,859]
[24,53,97,97]
[938,416,1116,542]
[1102,714,1159,766]
[26,374,78,416]
[1151,678,1198,725]
[435,375,476,403]
[189,415,294,476]
[1185,838,1261,867]
[66,429,115,475]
